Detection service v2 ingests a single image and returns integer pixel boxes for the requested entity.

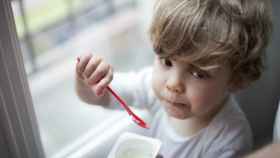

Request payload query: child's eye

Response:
[154,47,163,54]
[160,58,173,67]
[191,70,210,79]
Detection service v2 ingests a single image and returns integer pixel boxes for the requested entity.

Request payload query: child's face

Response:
[152,55,232,120]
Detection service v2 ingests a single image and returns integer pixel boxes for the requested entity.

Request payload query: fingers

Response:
[87,61,110,85]
[83,56,102,78]
[94,67,113,96]
[76,54,113,96]
[76,54,92,79]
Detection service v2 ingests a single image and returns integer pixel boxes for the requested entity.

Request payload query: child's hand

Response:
[76,54,113,96]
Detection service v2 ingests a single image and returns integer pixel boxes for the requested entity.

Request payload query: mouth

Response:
[163,99,187,107]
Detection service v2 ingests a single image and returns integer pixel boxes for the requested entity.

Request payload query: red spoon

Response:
[106,86,149,129]
[76,57,149,129]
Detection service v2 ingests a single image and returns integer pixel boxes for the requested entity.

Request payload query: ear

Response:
[228,84,241,92]
[228,79,250,92]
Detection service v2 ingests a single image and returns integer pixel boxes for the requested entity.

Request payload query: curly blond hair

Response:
[150,0,272,86]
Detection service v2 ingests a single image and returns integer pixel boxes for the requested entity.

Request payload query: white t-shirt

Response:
[109,67,253,158]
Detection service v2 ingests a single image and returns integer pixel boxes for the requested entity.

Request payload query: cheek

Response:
[188,82,228,111]
[152,66,165,97]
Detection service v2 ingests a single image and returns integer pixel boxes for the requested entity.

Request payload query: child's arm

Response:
[75,54,112,106]
[245,144,280,158]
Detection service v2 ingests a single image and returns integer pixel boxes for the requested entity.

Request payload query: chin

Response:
[165,107,191,119]
[160,100,190,119]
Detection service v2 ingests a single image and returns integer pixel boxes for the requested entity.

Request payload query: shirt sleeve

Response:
[107,67,156,110]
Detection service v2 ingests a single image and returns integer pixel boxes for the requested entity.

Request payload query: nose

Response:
[166,73,185,94]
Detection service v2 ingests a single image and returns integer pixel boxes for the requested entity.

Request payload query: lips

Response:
[164,99,186,107]
[158,92,189,108]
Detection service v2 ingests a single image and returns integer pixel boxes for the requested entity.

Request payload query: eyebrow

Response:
[159,55,222,72]
[194,64,221,71]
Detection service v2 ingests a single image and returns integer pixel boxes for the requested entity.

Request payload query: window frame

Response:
[0,1,151,157]
[0,0,45,157]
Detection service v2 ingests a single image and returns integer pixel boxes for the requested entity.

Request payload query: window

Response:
[1,0,154,157]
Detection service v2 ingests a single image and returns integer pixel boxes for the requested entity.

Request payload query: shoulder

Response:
[136,67,153,89]
[203,96,253,157]
[109,66,154,106]
[113,67,152,85]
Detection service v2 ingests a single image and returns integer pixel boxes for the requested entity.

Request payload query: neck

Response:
[168,117,208,137]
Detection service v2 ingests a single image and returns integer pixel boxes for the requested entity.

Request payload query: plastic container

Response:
[108,132,161,158]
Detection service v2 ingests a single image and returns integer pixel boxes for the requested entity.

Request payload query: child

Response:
[75,0,272,157]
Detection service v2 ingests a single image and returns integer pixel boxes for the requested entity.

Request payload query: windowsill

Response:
[51,110,150,158]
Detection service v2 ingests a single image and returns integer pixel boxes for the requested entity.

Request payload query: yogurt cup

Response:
[108,132,161,158]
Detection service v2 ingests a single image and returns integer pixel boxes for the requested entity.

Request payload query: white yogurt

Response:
[108,132,161,158]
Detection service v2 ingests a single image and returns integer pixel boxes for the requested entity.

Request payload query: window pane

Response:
[11,0,153,157]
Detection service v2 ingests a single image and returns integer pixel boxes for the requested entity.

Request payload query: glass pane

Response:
[11,0,154,157]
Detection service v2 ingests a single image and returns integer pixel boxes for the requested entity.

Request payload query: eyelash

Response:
[190,69,210,79]
[160,58,173,67]
[159,58,211,79]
